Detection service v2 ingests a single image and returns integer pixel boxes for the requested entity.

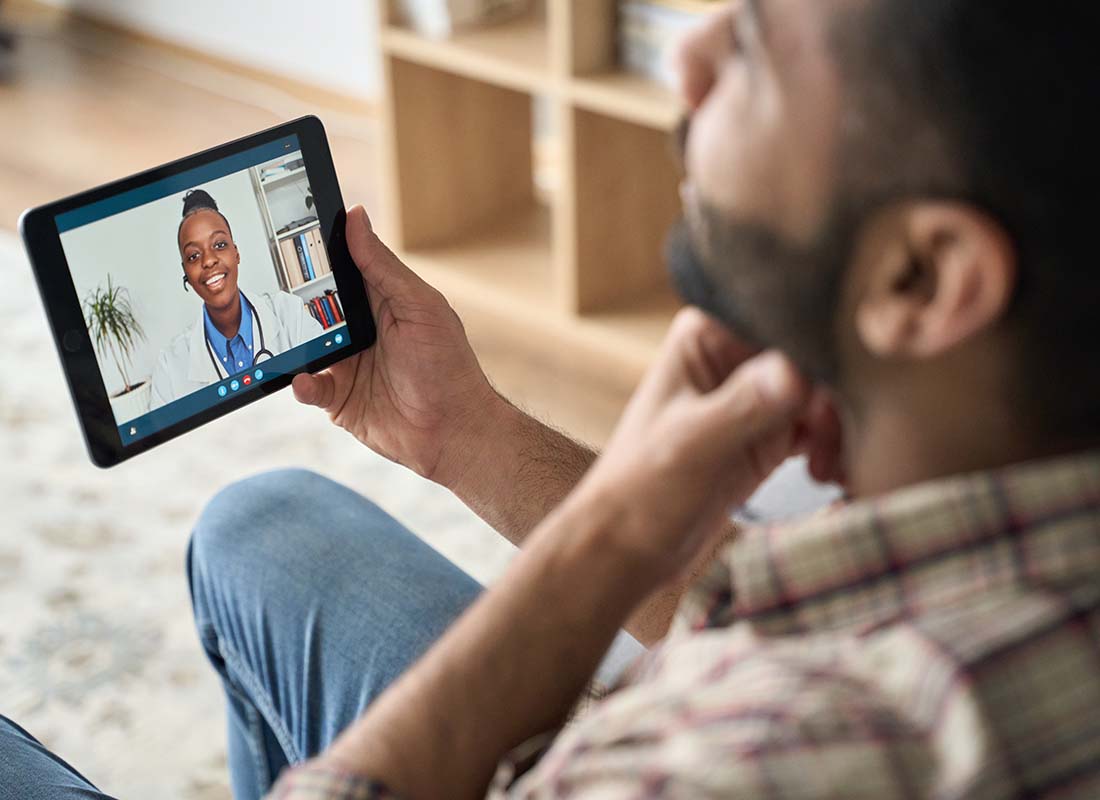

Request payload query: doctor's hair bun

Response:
[177,188,233,245]
[176,189,232,248]
[181,188,220,218]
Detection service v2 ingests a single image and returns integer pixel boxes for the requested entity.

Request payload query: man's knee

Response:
[191,467,387,567]
[186,466,480,666]
[187,468,424,616]
[193,468,327,562]
[190,469,359,612]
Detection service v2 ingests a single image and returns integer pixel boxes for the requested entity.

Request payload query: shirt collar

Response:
[202,290,253,360]
[701,450,1100,636]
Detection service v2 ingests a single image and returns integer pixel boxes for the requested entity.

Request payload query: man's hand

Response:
[292,206,501,486]
[572,307,816,582]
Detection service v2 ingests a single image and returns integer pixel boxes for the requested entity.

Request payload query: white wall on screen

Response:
[62,171,282,397]
[267,181,316,232]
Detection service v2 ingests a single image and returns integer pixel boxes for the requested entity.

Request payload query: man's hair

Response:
[830,1,1099,440]
[177,188,232,246]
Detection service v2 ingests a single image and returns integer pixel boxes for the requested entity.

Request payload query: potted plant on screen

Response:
[84,275,151,420]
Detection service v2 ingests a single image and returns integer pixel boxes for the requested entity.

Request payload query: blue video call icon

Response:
[230,380,240,392]
[334,333,344,345]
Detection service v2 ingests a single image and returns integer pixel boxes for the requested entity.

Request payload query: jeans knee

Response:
[187,468,413,614]
[188,469,338,603]
[193,468,311,558]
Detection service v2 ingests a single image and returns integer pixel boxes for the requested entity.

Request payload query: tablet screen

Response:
[55,134,351,445]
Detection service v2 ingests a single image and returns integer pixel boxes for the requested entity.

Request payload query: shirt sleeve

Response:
[265,763,401,800]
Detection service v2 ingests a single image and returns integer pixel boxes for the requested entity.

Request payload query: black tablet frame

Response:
[19,116,375,468]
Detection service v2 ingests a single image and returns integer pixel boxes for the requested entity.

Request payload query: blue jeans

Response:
[0,469,641,799]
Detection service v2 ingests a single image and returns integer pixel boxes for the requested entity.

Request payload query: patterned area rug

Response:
[0,232,513,798]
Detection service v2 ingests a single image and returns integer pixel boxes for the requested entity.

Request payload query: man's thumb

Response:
[345,205,421,294]
[292,372,334,410]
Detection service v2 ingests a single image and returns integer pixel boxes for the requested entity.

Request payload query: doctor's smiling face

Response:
[179,208,241,312]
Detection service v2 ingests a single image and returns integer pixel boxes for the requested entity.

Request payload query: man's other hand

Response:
[572,308,819,582]
[292,205,501,486]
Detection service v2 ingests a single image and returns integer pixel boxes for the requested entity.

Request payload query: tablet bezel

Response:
[19,115,375,468]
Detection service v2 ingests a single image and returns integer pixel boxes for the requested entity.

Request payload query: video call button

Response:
[334,333,344,345]
[230,379,240,392]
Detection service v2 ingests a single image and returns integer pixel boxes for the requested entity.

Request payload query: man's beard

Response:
[665,197,856,384]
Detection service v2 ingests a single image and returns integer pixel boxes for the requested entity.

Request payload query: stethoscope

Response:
[204,291,275,380]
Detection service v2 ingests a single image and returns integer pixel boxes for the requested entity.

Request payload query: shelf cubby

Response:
[559,105,683,315]
[376,0,693,384]
[399,204,554,315]
[381,57,537,250]
[555,0,682,131]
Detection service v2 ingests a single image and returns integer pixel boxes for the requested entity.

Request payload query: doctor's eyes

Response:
[184,241,228,263]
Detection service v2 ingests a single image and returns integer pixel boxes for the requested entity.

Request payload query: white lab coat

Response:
[149,290,323,411]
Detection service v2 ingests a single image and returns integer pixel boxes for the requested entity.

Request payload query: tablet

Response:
[20,116,375,468]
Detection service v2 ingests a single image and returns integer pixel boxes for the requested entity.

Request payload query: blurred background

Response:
[0,1,831,797]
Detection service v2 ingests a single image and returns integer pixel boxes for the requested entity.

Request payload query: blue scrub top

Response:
[203,291,255,376]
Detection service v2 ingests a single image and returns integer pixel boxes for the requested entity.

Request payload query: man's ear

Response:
[854,203,1016,360]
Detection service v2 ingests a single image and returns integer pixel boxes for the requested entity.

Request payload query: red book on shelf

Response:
[324,290,343,322]
[310,297,325,326]
[312,296,335,327]
[325,294,340,324]
[328,290,344,321]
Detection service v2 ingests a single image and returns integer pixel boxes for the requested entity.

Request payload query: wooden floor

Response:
[0,3,633,447]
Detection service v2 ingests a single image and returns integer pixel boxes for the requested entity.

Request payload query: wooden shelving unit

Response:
[375,0,687,383]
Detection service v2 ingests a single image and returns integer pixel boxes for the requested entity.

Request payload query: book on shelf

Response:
[278,237,304,289]
[393,0,530,40]
[298,233,316,282]
[304,227,331,277]
[277,228,332,290]
[328,289,344,320]
[304,289,346,330]
[317,296,334,327]
[618,0,720,88]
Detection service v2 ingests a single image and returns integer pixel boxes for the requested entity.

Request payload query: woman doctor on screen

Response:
[149,189,322,410]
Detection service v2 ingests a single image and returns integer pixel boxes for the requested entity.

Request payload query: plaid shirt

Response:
[269,450,1100,799]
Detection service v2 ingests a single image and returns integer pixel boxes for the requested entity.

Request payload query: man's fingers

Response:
[660,307,758,395]
[292,371,336,411]
[707,351,809,444]
[345,205,425,298]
